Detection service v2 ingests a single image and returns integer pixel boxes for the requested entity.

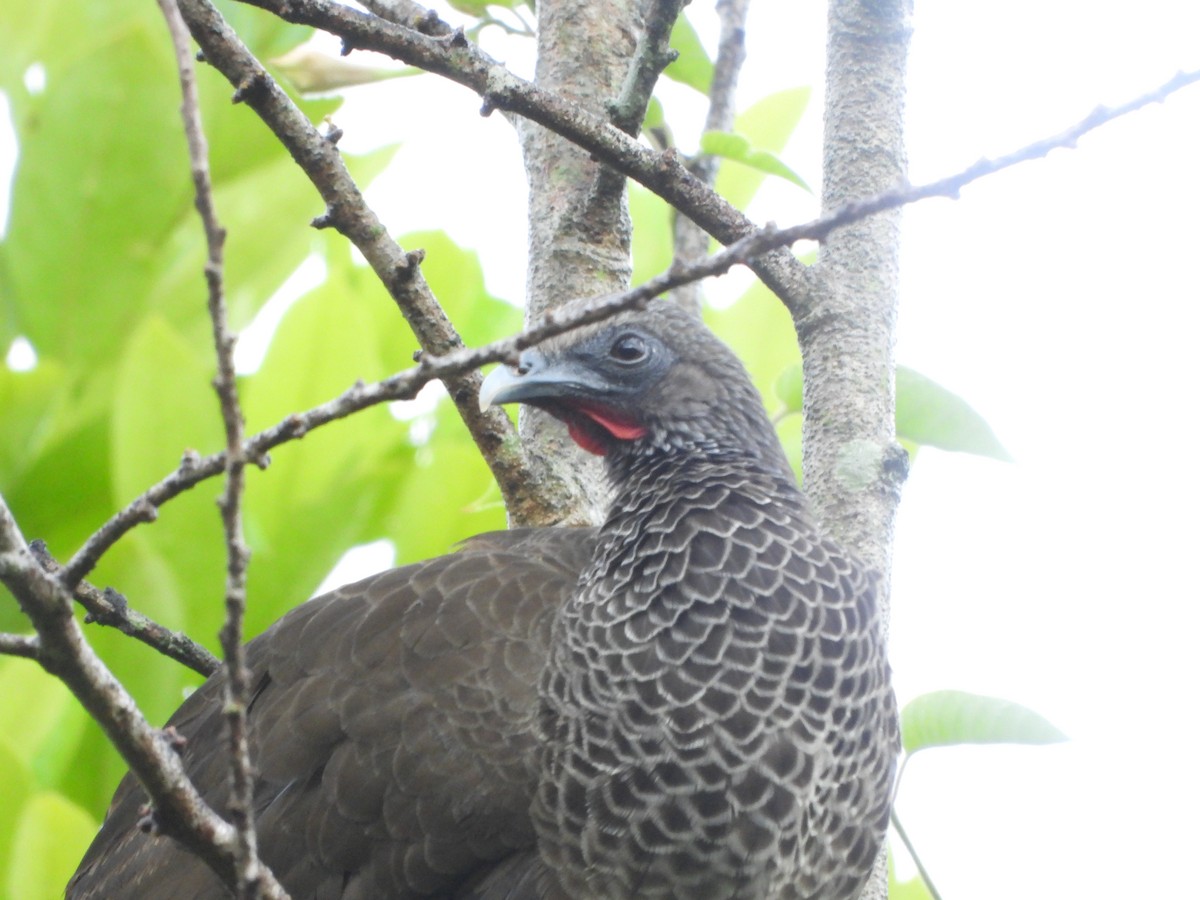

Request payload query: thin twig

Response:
[357,0,451,35]
[891,810,945,900]
[672,0,751,311]
[30,542,219,676]
[0,494,289,899]
[0,632,40,661]
[224,0,1200,319]
[57,64,1200,585]
[216,0,816,318]
[157,1,266,896]
[704,0,749,147]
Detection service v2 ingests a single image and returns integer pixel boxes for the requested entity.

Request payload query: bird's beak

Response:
[479,347,647,452]
[478,348,565,412]
[478,363,521,412]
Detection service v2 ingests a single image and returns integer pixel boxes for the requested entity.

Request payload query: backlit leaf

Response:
[901,690,1068,756]
[664,15,713,93]
[896,366,1012,461]
[701,131,811,193]
[714,88,811,210]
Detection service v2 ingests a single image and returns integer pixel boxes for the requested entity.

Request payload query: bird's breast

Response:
[531,496,892,898]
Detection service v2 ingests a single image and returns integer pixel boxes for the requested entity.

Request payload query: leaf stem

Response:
[891,808,945,900]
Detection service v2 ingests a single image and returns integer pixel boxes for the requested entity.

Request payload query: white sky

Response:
[4,1,1200,898]
[892,4,1200,897]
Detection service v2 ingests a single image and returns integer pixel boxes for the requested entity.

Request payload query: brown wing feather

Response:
[68,527,595,900]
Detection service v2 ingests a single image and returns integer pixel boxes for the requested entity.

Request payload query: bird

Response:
[68,302,899,900]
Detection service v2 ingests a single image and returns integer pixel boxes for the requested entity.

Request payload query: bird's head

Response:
[480,303,790,475]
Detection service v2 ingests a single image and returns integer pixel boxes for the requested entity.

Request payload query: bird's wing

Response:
[68,527,595,900]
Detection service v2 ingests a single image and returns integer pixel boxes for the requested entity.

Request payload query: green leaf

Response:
[895,366,1012,461]
[240,242,414,635]
[705,284,806,480]
[239,227,510,635]
[774,363,804,414]
[701,131,811,193]
[0,360,71,485]
[108,315,224,644]
[149,66,354,332]
[664,15,713,93]
[705,281,801,407]
[643,96,666,136]
[714,88,811,210]
[0,653,90,788]
[776,414,804,486]
[216,0,313,60]
[0,2,358,364]
[0,742,32,891]
[381,401,506,565]
[0,411,113,636]
[0,1,162,110]
[110,317,221,505]
[629,185,676,287]
[901,689,1068,756]
[397,230,521,346]
[272,45,415,93]
[5,791,97,900]
[3,22,195,364]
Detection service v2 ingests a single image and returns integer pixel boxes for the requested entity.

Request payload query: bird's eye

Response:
[609,334,648,364]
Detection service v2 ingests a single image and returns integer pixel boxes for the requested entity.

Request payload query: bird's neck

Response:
[605,438,799,505]
[583,446,811,612]
[534,444,832,898]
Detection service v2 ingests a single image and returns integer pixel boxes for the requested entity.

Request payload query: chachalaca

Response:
[68,303,899,899]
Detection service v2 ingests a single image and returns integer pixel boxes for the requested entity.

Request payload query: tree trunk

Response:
[515,0,645,526]
[805,0,914,896]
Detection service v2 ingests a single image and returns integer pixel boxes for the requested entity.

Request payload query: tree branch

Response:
[56,64,1200,587]
[813,7,911,897]
[890,810,945,900]
[172,0,546,526]
[29,542,220,677]
[608,0,686,136]
[0,632,40,661]
[789,65,1200,329]
[0,494,289,899]
[158,1,268,895]
[228,0,816,315]
[357,0,452,35]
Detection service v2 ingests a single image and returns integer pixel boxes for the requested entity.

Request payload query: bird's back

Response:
[68,527,595,900]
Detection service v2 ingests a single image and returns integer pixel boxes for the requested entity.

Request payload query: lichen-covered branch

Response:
[514,0,648,524]
[811,2,911,897]
[608,0,687,136]
[357,0,451,35]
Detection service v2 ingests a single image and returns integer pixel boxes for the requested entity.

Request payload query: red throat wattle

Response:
[566,404,647,456]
